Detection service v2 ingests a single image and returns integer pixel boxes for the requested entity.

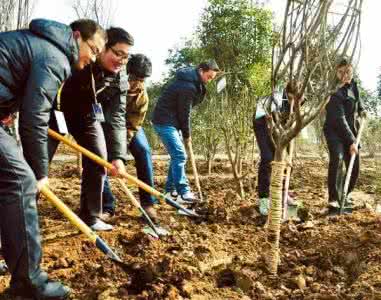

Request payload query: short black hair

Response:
[106,27,134,48]
[336,58,351,69]
[70,19,106,41]
[127,54,152,78]
[198,59,220,72]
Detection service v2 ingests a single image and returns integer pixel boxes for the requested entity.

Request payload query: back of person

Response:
[0,20,73,121]
[151,67,205,129]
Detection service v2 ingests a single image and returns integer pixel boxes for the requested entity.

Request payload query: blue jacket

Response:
[0,19,78,179]
[152,67,206,139]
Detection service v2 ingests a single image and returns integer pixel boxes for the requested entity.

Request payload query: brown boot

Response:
[143,205,158,223]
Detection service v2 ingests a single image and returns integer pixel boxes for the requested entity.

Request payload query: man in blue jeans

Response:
[151,60,219,203]
[102,54,158,220]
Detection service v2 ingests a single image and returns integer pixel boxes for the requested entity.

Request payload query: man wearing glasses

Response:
[0,18,106,299]
[48,27,134,231]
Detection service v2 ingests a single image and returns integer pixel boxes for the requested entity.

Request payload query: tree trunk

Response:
[267,148,286,274]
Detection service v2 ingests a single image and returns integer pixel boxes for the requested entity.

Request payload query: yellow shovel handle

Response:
[39,185,97,243]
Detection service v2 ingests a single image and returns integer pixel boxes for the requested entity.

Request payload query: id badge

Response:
[54,110,68,134]
[92,103,105,122]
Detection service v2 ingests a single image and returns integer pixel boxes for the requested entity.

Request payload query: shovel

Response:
[48,129,199,218]
[117,179,169,238]
[340,117,366,214]
[185,140,203,202]
[39,185,122,263]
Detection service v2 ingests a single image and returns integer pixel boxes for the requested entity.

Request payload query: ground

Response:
[0,151,380,300]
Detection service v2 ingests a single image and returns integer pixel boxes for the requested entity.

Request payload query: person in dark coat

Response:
[324,59,366,213]
[102,53,159,221]
[48,27,133,231]
[0,18,106,299]
[152,60,219,203]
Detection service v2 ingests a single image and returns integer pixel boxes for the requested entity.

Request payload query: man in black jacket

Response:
[152,60,219,202]
[48,27,133,231]
[0,19,106,299]
[324,59,366,213]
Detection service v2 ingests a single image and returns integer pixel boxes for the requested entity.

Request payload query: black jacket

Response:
[324,80,364,145]
[60,63,128,161]
[0,19,77,179]
[151,67,206,139]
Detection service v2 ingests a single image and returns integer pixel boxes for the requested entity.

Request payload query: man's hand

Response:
[110,159,126,177]
[1,114,14,127]
[349,143,358,156]
[36,177,49,191]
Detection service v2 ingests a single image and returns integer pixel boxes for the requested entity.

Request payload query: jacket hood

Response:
[29,19,78,64]
[176,67,201,84]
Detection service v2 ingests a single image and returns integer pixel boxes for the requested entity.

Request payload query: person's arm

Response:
[102,88,128,163]
[126,82,149,139]
[19,60,68,180]
[177,89,195,140]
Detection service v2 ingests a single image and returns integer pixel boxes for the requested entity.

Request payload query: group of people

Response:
[0,17,219,299]
[253,59,366,216]
[0,16,364,300]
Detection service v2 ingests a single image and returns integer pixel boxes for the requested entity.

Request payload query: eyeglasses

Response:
[110,47,129,62]
[85,40,101,57]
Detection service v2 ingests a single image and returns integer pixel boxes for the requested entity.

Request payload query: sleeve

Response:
[126,84,149,139]
[102,89,128,162]
[326,93,356,145]
[19,61,66,180]
[176,88,195,139]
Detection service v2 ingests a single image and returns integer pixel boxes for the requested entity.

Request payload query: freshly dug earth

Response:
[0,156,380,300]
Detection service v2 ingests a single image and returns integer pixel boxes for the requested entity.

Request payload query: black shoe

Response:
[9,279,71,300]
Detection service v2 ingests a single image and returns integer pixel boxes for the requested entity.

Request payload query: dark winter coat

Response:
[60,62,128,161]
[323,80,364,145]
[0,19,78,179]
[151,67,206,139]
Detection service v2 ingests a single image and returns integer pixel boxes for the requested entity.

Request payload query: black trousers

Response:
[325,137,360,203]
[253,117,275,198]
[49,116,107,224]
[0,126,47,288]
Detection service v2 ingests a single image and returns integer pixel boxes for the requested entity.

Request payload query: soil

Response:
[1,154,380,300]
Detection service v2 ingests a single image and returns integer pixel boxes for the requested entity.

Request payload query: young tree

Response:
[198,0,273,197]
[71,0,116,28]
[266,0,363,274]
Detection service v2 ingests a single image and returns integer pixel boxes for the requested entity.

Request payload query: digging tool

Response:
[340,117,366,215]
[185,140,203,202]
[117,178,169,238]
[48,129,199,218]
[39,185,122,263]
[282,139,296,220]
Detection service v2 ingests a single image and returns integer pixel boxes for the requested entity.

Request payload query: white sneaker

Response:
[90,219,113,231]
[259,198,270,216]
[179,191,197,204]
[164,190,179,200]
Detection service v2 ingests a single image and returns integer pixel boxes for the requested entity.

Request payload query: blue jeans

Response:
[153,124,190,195]
[103,128,156,211]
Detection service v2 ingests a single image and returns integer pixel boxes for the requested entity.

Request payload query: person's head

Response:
[285,80,301,101]
[98,27,134,74]
[336,58,353,85]
[197,59,220,83]
[70,19,107,70]
[127,54,152,81]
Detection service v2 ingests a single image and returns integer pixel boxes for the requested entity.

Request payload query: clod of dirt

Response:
[293,274,306,290]
[216,268,235,288]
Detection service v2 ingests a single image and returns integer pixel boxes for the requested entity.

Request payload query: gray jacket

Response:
[0,19,78,179]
